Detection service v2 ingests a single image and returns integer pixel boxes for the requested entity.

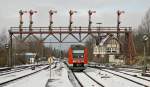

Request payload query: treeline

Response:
[0,31,8,66]
[0,36,67,67]
[134,8,150,56]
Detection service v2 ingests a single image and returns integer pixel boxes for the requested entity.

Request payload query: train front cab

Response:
[68,48,88,71]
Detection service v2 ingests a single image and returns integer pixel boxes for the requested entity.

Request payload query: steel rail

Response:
[83,71,105,87]
[0,66,49,86]
[90,66,149,87]
[72,71,84,87]
[112,69,150,82]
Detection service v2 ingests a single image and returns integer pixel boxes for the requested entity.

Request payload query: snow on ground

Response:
[3,62,149,87]
[0,67,10,70]
[0,65,48,84]
[4,69,49,87]
[104,69,150,86]
[85,68,145,87]
[117,68,142,73]
[75,72,101,87]
[0,67,31,76]
[119,70,150,80]
[1,62,73,87]
[46,62,73,87]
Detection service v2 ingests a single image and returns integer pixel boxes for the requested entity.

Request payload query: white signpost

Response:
[48,57,53,80]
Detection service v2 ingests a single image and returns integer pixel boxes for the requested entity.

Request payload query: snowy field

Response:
[116,68,150,80]
[1,61,150,87]
[4,68,49,87]
[74,72,103,87]
[46,62,73,87]
[1,62,73,87]
[103,69,150,86]
[85,68,146,87]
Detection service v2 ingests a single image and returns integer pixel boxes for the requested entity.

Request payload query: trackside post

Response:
[48,56,53,80]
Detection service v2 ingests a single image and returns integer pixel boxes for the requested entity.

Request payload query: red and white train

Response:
[68,45,88,71]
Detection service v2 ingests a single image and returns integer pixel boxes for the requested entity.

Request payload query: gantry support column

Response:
[9,32,13,67]
[124,28,136,64]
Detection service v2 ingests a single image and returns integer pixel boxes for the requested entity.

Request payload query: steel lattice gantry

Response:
[9,26,136,65]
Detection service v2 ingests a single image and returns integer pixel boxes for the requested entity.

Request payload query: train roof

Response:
[71,44,85,49]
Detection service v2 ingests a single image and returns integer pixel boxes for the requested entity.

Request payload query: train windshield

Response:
[73,50,84,58]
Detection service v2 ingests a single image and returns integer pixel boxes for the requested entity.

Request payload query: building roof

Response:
[99,34,118,46]
[24,53,36,56]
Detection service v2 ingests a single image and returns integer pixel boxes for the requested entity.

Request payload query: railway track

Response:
[114,69,150,81]
[72,71,105,87]
[90,66,150,87]
[0,65,49,86]
[0,67,11,72]
[0,67,31,76]
[117,68,142,73]
[64,62,104,87]
[72,71,84,87]
[0,64,47,76]
[83,71,105,87]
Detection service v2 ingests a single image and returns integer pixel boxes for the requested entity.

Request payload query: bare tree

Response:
[85,37,95,61]
[0,30,8,66]
[138,8,150,34]
[137,8,150,56]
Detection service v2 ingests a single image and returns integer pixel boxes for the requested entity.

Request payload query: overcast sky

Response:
[0,0,150,32]
[0,0,150,49]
